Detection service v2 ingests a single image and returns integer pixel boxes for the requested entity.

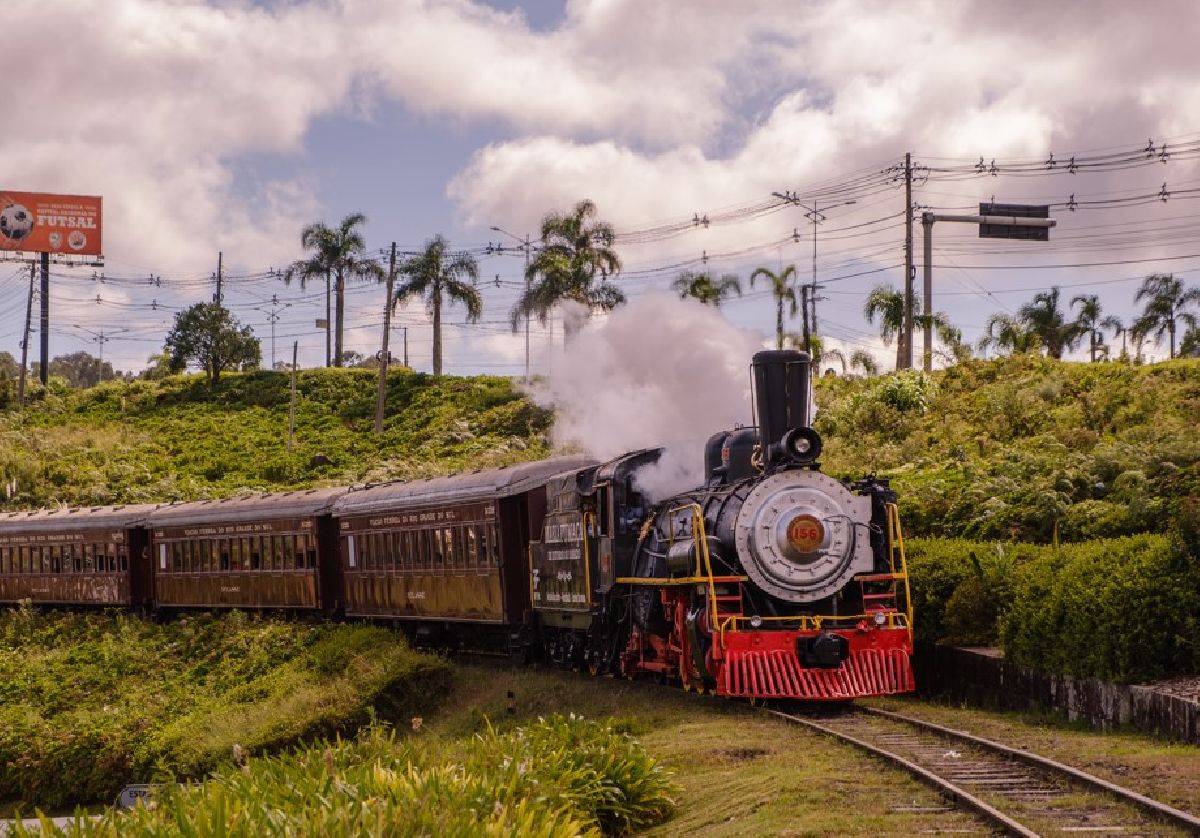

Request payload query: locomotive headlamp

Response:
[781,427,823,464]
[750,615,763,628]
[873,612,887,627]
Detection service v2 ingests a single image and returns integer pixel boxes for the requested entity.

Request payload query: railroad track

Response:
[772,705,1200,836]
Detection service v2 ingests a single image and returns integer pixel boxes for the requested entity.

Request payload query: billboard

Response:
[0,191,103,256]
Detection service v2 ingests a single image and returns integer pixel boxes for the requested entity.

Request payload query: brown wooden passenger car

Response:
[147,488,346,611]
[0,505,157,606]
[332,457,594,624]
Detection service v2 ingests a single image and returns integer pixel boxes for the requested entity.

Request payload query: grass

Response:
[0,368,551,508]
[0,608,449,811]
[423,664,986,836]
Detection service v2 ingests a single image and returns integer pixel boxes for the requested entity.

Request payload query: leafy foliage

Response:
[816,354,1200,541]
[908,510,1200,683]
[15,716,675,836]
[512,199,623,342]
[0,610,449,808]
[164,303,260,385]
[0,367,551,509]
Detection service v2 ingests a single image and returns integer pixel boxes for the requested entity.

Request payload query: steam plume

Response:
[531,293,760,500]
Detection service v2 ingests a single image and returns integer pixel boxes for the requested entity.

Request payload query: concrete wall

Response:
[915,644,1200,745]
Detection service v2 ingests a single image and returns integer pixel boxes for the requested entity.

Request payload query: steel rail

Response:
[769,709,1038,837]
[859,705,1200,834]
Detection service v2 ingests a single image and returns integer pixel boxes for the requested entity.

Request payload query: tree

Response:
[1017,287,1084,359]
[863,283,907,370]
[164,303,261,385]
[672,271,742,306]
[1180,326,1200,358]
[1101,315,1126,361]
[396,234,482,376]
[750,265,798,350]
[512,199,623,343]
[1133,273,1200,359]
[1070,294,1108,363]
[978,313,1040,356]
[286,213,383,368]
[849,349,879,377]
[47,351,113,388]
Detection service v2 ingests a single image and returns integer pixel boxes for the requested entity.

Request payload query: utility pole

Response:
[215,251,223,306]
[922,213,934,372]
[402,326,408,368]
[39,251,49,386]
[18,262,34,406]
[903,152,914,370]
[490,226,533,378]
[800,285,810,352]
[93,331,110,383]
[374,242,397,434]
[288,341,298,452]
[770,193,854,356]
[260,294,289,369]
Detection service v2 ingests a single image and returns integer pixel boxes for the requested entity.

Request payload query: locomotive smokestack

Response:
[752,349,812,452]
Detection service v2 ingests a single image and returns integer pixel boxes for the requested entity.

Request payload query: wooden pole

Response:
[18,261,34,406]
[374,242,397,434]
[288,341,298,452]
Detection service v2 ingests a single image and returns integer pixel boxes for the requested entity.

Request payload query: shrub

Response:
[17,716,677,837]
[0,611,449,808]
[1000,532,1200,683]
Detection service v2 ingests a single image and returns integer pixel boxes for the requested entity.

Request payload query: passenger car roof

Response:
[0,504,160,534]
[332,456,597,516]
[147,488,348,527]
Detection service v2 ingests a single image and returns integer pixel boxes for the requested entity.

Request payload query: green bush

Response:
[17,716,677,837]
[0,610,449,808]
[1000,532,1200,683]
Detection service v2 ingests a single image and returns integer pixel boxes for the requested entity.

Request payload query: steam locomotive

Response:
[527,349,914,699]
[0,350,913,702]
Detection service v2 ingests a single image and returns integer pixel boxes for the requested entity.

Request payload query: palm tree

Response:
[1129,319,1151,365]
[1133,273,1200,359]
[822,347,847,375]
[395,235,483,376]
[849,349,878,377]
[1101,315,1126,361]
[672,271,742,306]
[978,313,1039,356]
[1071,294,1107,362]
[863,283,907,371]
[751,265,798,350]
[1017,287,1084,360]
[286,213,383,367]
[512,200,623,343]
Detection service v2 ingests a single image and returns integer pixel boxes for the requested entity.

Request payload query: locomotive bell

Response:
[752,349,814,464]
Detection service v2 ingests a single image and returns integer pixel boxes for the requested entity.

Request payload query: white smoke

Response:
[530,293,761,500]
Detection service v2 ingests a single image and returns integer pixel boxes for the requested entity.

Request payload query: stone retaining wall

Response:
[915,643,1200,745]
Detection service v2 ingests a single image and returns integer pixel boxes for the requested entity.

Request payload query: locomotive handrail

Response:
[666,502,722,644]
[717,611,910,634]
[884,501,915,641]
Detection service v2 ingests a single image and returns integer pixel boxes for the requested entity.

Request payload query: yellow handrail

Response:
[665,503,722,644]
[885,501,914,641]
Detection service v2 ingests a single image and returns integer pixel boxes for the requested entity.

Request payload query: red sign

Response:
[0,191,103,256]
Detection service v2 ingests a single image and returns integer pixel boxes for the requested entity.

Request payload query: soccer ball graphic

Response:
[0,203,33,242]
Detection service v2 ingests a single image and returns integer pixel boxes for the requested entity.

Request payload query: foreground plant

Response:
[18,715,676,837]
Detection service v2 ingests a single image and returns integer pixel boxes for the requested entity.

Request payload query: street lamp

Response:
[490,226,533,379]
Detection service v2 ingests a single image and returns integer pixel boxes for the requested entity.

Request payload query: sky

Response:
[4,0,1200,375]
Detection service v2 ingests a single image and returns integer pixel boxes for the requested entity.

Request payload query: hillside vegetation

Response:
[815,354,1199,542]
[0,369,551,508]
[0,609,450,809]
